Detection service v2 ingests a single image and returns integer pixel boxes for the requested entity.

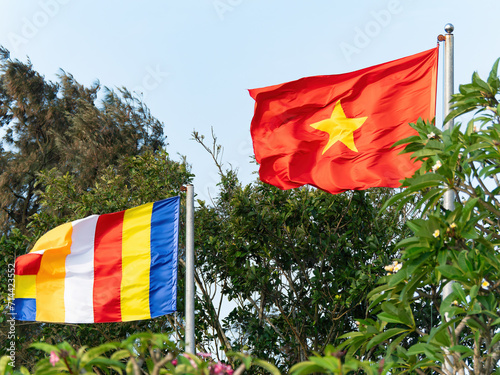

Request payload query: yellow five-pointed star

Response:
[310,100,367,154]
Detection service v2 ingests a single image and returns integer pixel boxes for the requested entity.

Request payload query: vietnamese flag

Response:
[249,47,439,195]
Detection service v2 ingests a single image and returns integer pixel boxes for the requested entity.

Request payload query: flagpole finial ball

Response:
[444,23,454,34]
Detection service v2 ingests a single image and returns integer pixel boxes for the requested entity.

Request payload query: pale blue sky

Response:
[1,1,499,202]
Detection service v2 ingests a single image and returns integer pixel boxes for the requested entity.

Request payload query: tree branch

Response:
[178,258,233,353]
[454,316,471,337]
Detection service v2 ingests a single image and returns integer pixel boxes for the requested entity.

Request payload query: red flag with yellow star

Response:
[249,47,438,194]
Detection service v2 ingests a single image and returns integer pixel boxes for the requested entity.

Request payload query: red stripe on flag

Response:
[15,253,43,275]
[93,211,124,322]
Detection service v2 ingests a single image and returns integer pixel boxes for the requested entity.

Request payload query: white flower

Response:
[384,261,402,274]
[393,261,402,272]
[433,229,440,238]
[427,132,436,139]
[432,160,442,172]
[482,280,490,289]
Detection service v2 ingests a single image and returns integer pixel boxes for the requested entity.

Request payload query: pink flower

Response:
[210,363,233,375]
[171,359,178,366]
[212,363,224,374]
[49,351,60,366]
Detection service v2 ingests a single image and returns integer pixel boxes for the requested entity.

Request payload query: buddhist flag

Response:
[13,196,180,323]
[249,47,439,194]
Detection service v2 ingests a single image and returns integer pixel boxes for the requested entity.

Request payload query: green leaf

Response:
[338,331,365,340]
[378,312,405,325]
[457,250,473,275]
[490,332,500,349]
[436,265,469,283]
[367,328,409,349]
[308,357,342,372]
[472,71,492,92]
[0,356,13,375]
[401,269,428,303]
[449,345,474,357]
[451,283,467,304]
[368,292,390,311]
[289,361,328,375]
[464,142,493,157]
[487,58,499,85]
[470,285,479,300]
[477,294,497,312]
[406,343,433,356]
[427,317,461,346]
[388,268,408,286]
[82,343,119,362]
[411,148,443,158]
[85,357,126,370]
[30,342,59,354]
[462,198,479,221]
[467,318,486,331]
[252,358,281,375]
[110,349,132,361]
[419,188,445,213]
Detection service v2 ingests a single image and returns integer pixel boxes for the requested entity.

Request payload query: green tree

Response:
[340,59,500,374]
[191,133,414,371]
[0,48,192,370]
[0,46,164,234]
[0,151,192,370]
[0,332,284,375]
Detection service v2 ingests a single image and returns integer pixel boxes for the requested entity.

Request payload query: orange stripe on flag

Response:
[35,222,73,322]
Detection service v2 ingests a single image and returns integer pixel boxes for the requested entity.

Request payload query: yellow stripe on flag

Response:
[14,275,36,298]
[36,222,73,322]
[121,203,153,321]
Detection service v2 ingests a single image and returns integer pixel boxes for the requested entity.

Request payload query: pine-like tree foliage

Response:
[0,47,192,370]
[0,46,165,233]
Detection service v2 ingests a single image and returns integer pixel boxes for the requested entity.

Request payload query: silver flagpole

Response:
[442,23,455,375]
[443,23,455,210]
[185,184,196,353]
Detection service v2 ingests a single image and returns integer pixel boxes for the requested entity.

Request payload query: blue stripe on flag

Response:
[14,298,36,321]
[149,196,180,318]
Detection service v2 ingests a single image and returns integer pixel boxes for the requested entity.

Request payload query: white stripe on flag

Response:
[64,215,99,323]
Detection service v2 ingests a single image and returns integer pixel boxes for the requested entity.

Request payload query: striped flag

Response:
[13,196,180,323]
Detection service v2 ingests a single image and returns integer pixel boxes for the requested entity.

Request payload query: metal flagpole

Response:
[185,184,196,353]
[441,23,455,375]
[443,23,455,211]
